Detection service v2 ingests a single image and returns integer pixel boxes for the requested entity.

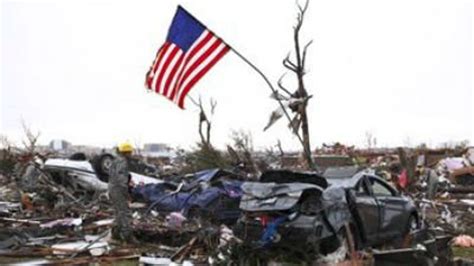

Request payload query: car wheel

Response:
[407,214,419,234]
[318,229,351,263]
[92,153,115,182]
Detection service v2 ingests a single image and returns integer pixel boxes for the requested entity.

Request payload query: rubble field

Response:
[1,146,474,265]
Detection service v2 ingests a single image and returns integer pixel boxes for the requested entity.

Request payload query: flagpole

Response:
[229,47,307,149]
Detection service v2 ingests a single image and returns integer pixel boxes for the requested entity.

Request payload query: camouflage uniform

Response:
[108,155,133,241]
[425,169,439,200]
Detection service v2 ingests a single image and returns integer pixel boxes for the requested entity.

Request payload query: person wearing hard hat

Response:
[108,141,137,243]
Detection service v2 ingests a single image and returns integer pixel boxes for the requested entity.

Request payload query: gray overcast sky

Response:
[1,0,473,150]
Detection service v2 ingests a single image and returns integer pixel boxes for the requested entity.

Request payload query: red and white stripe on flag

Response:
[146,30,230,109]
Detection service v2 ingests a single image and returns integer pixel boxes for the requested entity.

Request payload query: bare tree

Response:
[133,139,142,156]
[190,96,217,148]
[265,0,314,169]
[21,120,40,155]
[276,140,285,157]
[229,130,259,174]
[403,136,412,148]
[0,134,17,176]
[0,135,13,150]
[365,131,375,150]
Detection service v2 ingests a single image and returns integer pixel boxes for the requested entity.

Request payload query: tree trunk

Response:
[294,9,313,169]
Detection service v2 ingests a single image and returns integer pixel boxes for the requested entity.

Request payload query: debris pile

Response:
[0,146,473,264]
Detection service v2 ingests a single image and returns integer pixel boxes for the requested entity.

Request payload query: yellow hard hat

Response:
[118,142,134,153]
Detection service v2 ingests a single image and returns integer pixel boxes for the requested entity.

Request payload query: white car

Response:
[43,153,162,192]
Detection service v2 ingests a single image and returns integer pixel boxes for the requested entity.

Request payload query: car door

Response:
[349,176,380,244]
[367,176,406,241]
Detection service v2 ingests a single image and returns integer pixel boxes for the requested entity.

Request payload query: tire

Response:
[92,153,115,182]
[406,214,419,234]
[318,229,351,263]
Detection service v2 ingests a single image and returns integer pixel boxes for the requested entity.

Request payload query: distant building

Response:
[142,143,175,158]
[280,154,354,170]
[49,139,71,151]
[71,145,107,156]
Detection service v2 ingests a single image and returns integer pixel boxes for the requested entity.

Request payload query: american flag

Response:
[145,6,230,109]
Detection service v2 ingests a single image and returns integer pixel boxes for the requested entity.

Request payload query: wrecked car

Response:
[132,168,243,225]
[234,167,419,261]
[40,153,162,192]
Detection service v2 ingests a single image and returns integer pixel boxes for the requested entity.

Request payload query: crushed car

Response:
[234,167,420,261]
[132,168,243,225]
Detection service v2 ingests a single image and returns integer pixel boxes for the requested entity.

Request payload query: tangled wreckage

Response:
[1,148,474,265]
[235,168,419,261]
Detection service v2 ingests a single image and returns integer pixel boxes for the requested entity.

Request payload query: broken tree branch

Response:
[283,53,298,73]
[190,95,215,148]
[230,46,307,150]
[277,74,294,97]
[301,40,313,72]
[21,120,40,155]
[210,98,217,115]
